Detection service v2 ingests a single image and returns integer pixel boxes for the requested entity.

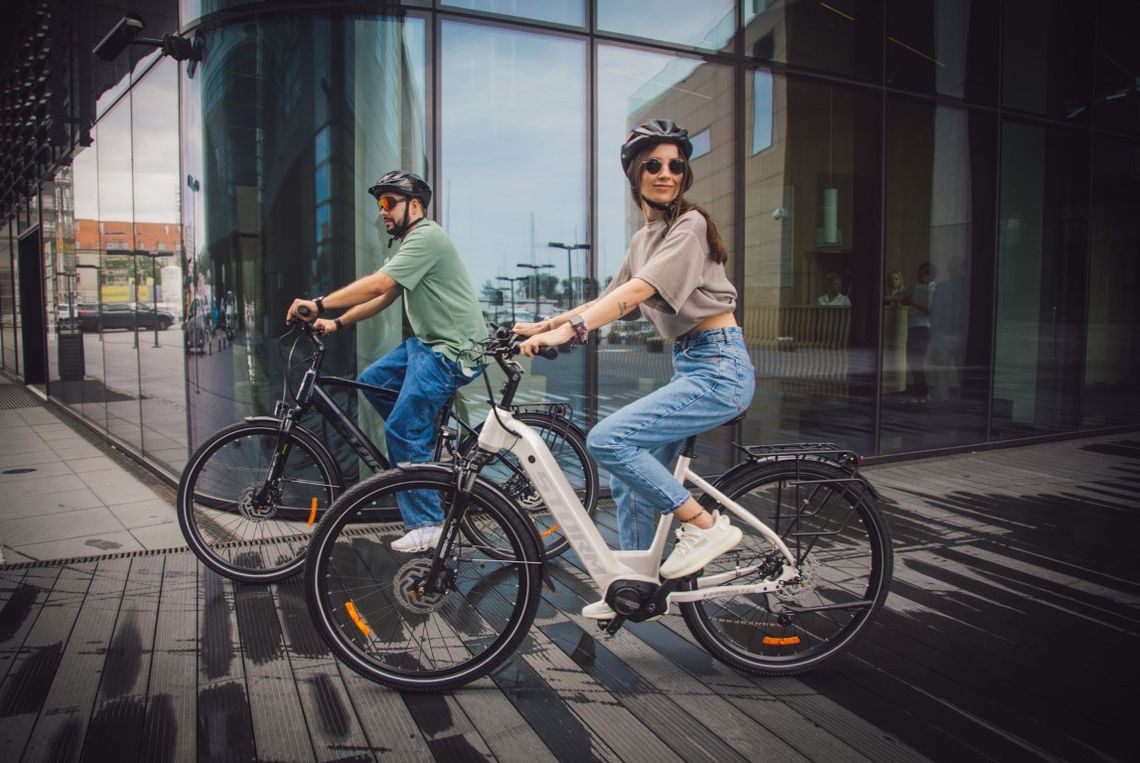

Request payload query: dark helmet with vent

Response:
[367,170,432,208]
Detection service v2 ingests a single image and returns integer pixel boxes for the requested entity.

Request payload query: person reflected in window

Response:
[894,261,936,403]
[885,269,904,299]
[930,256,966,400]
[514,119,754,621]
[286,171,486,554]
[817,272,851,306]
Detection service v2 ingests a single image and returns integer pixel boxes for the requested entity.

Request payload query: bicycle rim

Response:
[306,469,541,691]
[683,461,893,675]
[178,424,338,582]
[460,412,597,558]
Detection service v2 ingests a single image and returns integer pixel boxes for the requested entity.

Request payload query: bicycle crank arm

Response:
[669,566,799,603]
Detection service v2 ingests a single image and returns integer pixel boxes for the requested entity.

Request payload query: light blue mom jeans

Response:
[586,327,755,550]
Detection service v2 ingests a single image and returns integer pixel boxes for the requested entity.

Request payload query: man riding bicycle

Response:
[286,170,486,553]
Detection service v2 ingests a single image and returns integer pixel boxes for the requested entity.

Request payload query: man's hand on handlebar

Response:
[286,298,319,323]
[518,323,574,358]
[313,318,338,334]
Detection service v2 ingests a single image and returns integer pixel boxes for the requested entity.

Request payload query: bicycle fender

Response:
[393,461,549,571]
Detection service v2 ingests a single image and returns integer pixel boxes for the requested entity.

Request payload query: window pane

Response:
[0,222,14,371]
[598,0,736,51]
[96,100,142,448]
[441,0,585,27]
[745,0,882,83]
[1084,136,1140,427]
[597,44,735,470]
[885,0,998,104]
[184,15,429,481]
[880,99,996,454]
[1094,0,1140,135]
[1002,0,1093,121]
[743,74,880,456]
[132,57,187,473]
[442,20,587,424]
[993,120,1089,438]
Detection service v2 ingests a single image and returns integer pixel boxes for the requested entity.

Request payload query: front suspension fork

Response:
[422,449,494,594]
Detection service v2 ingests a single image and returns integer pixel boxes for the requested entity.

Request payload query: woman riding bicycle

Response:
[517,119,756,619]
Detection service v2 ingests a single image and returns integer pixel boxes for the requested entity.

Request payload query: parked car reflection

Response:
[58,302,177,332]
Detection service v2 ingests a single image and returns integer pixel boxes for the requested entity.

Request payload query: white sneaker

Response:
[390,525,442,553]
[659,512,742,579]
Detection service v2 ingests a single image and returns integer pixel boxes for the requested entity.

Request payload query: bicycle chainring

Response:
[504,473,545,511]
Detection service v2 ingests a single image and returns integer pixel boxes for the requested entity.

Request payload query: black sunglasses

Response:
[641,157,687,176]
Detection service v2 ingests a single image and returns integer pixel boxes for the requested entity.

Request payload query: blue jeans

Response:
[358,338,480,529]
[587,327,755,550]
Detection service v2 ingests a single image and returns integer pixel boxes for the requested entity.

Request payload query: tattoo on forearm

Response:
[617,300,628,316]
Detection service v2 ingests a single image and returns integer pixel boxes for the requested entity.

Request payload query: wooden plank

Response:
[232,579,314,762]
[141,551,198,762]
[81,554,165,761]
[0,564,90,759]
[270,577,374,761]
[196,565,256,762]
[336,667,434,761]
[0,567,59,686]
[20,558,130,762]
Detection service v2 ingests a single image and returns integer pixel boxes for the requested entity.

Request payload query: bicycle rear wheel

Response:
[458,411,598,558]
[681,459,893,676]
[177,421,342,583]
[305,466,542,692]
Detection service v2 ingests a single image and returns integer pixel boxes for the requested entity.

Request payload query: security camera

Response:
[771,207,789,220]
[93,14,145,62]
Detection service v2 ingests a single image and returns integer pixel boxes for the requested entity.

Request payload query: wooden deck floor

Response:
[1,435,1137,762]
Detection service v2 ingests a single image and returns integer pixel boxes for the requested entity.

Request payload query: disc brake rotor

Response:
[776,556,820,603]
[237,483,281,521]
[393,557,453,614]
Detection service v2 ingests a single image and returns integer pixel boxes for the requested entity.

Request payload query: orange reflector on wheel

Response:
[307,497,318,525]
[539,524,562,539]
[344,601,372,637]
[762,636,800,646]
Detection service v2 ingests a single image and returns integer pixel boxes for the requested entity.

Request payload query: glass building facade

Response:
[2,0,1139,481]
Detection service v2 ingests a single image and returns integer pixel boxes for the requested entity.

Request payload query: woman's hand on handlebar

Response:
[513,318,553,337]
[286,298,319,323]
[518,323,573,358]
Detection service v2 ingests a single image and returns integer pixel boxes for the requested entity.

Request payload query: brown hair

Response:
[626,145,729,265]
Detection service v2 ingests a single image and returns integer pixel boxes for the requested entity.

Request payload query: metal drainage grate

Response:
[0,384,42,410]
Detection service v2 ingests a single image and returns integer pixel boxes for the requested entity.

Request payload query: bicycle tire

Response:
[457,411,599,558]
[305,466,542,692]
[681,459,893,676]
[177,420,343,583]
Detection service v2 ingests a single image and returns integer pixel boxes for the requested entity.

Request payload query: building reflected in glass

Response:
[1,0,1138,483]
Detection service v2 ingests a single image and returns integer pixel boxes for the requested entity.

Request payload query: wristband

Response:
[334,317,344,331]
[314,296,326,316]
[568,314,589,345]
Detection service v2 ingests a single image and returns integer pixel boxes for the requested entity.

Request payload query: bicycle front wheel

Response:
[305,466,542,692]
[682,459,893,676]
[177,421,342,583]
[458,411,598,558]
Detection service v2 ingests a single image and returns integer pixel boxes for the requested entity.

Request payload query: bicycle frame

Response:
[476,406,800,604]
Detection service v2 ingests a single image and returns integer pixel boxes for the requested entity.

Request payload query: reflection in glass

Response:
[184,15,428,483]
[993,120,1089,438]
[132,57,187,473]
[885,0,998,104]
[597,44,734,470]
[1093,0,1140,135]
[1084,137,1140,426]
[1002,0,1093,121]
[442,0,584,27]
[880,99,995,454]
[745,0,882,82]
[598,0,735,51]
[0,222,13,371]
[743,73,879,456]
[442,20,587,425]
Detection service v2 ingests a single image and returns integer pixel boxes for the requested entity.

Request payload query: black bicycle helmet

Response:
[367,170,432,209]
[620,119,694,175]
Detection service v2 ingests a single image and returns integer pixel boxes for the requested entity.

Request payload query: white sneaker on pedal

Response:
[390,525,442,553]
[659,511,742,579]
[581,599,616,620]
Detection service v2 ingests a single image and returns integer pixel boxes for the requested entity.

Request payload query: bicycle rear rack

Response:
[735,441,861,471]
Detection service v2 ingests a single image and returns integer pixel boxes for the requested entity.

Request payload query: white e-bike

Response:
[305,329,893,692]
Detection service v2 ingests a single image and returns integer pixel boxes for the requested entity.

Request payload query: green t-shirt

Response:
[379,220,486,367]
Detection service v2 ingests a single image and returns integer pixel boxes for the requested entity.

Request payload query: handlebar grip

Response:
[297,305,312,319]
[537,346,558,360]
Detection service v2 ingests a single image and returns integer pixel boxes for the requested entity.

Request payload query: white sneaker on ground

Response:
[659,511,742,579]
[390,525,442,553]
